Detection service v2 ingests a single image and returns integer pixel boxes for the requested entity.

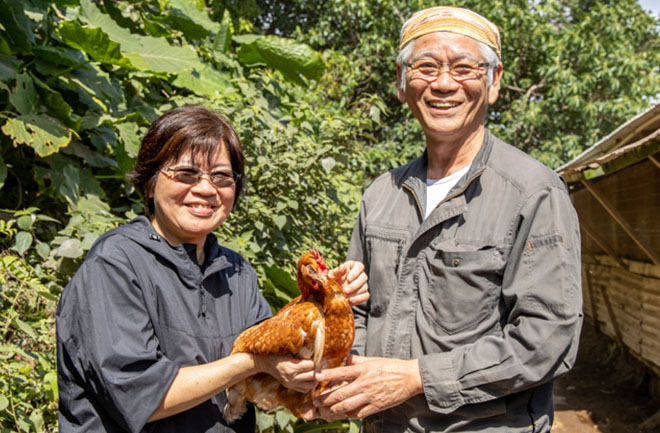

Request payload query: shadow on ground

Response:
[552,322,660,433]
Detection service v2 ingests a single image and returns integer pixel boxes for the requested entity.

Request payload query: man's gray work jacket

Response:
[348,131,583,433]
[56,216,272,432]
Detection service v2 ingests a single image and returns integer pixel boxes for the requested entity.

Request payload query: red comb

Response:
[309,249,329,273]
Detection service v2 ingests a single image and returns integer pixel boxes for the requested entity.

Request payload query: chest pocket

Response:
[420,241,505,334]
[365,229,408,318]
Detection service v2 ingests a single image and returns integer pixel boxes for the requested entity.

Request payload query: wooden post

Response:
[649,155,660,170]
[599,284,625,349]
[581,179,660,266]
[584,262,598,328]
[580,222,627,269]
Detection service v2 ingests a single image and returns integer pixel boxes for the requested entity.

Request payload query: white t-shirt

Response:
[425,165,471,218]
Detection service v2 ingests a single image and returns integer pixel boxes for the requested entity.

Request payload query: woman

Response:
[56,105,368,432]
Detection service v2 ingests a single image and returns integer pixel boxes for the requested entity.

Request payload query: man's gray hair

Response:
[396,38,501,92]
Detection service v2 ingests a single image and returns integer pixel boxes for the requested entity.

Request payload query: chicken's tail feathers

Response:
[223,382,248,424]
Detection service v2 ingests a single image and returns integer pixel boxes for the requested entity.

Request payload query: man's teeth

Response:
[429,102,458,108]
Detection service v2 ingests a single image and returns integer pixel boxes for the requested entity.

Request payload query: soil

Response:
[552,322,660,433]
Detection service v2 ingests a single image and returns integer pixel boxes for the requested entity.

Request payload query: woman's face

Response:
[150,143,235,247]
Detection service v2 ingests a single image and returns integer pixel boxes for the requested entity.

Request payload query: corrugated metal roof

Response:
[557,104,660,181]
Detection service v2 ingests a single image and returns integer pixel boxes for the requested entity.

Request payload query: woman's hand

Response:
[255,355,317,393]
[330,261,369,306]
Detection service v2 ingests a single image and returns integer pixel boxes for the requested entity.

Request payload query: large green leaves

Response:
[59,0,203,74]
[58,21,128,66]
[172,67,237,99]
[237,35,325,84]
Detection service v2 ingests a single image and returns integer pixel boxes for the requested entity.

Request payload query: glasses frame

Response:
[404,59,490,83]
[160,166,241,188]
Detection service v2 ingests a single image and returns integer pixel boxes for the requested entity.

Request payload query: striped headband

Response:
[399,6,501,58]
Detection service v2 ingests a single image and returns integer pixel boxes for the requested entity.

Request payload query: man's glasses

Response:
[404,59,489,82]
[160,167,241,188]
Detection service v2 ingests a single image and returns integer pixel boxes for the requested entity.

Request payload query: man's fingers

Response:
[347,290,369,306]
[346,261,364,281]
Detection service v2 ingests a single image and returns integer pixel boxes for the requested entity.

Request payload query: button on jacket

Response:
[348,132,583,433]
[56,216,272,432]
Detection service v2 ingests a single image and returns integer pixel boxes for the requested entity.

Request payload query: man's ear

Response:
[487,63,503,105]
[396,64,406,103]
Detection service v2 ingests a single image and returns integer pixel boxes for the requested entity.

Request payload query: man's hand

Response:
[330,261,369,306]
[311,355,423,420]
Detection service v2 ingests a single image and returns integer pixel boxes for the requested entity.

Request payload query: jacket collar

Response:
[401,130,494,222]
[120,216,233,288]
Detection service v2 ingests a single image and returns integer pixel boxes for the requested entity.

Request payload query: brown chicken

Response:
[223,250,355,423]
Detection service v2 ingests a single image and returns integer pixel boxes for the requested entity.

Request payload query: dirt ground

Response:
[552,322,660,433]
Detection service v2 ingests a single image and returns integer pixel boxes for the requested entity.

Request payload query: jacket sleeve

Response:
[347,202,368,355]
[57,252,179,432]
[418,184,583,414]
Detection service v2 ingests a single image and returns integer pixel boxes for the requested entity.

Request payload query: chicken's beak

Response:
[303,264,326,290]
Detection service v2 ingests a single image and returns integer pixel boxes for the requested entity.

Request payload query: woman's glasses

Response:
[160,167,241,188]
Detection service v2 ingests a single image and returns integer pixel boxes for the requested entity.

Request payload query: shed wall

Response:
[583,254,660,375]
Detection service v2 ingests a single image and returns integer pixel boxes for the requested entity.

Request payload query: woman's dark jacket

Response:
[56,216,272,432]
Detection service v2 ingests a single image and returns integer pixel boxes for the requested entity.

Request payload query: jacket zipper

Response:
[402,184,424,221]
[198,285,206,317]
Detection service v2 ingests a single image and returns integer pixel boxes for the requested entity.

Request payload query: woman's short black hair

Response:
[127,105,245,218]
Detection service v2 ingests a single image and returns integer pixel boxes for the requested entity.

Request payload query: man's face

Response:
[397,32,502,145]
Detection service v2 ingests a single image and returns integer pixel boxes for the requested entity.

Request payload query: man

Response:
[312,6,583,433]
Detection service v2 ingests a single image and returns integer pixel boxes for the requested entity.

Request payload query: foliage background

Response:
[0,0,658,431]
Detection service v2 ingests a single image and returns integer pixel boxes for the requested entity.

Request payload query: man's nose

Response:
[430,67,460,90]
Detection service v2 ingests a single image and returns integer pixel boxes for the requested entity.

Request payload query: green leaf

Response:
[2,114,75,157]
[213,9,233,54]
[65,64,124,112]
[44,371,58,402]
[237,35,325,84]
[33,45,87,67]
[0,0,35,54]
[275,409,294,429]
[78,0,202,74]
[264,265,299,298]
[0,153,6,190]
[60,140,118,168]
[14,318,37,340]
[123,41,201,74]
[271,214,287,230]
[115,122,141,158]
[0,394,8,411]
[256,410,274,431]
[13,231,33,255]
[81,232,99,250]
[32,74,78,127]
[9,73,38,115]
[172,67,236,99]
[60,165,81,204]
[35,241,50,260]
[58,21,130,67]
[0,53,19,80]
[163,0,216,39]
[56,238,84,258]
[321,157,336,173]
[17,215,33,230]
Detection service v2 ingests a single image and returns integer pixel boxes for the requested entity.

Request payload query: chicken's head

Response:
[297,249,329,299]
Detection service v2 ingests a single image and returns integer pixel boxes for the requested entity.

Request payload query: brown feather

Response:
[223,250,355,422]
